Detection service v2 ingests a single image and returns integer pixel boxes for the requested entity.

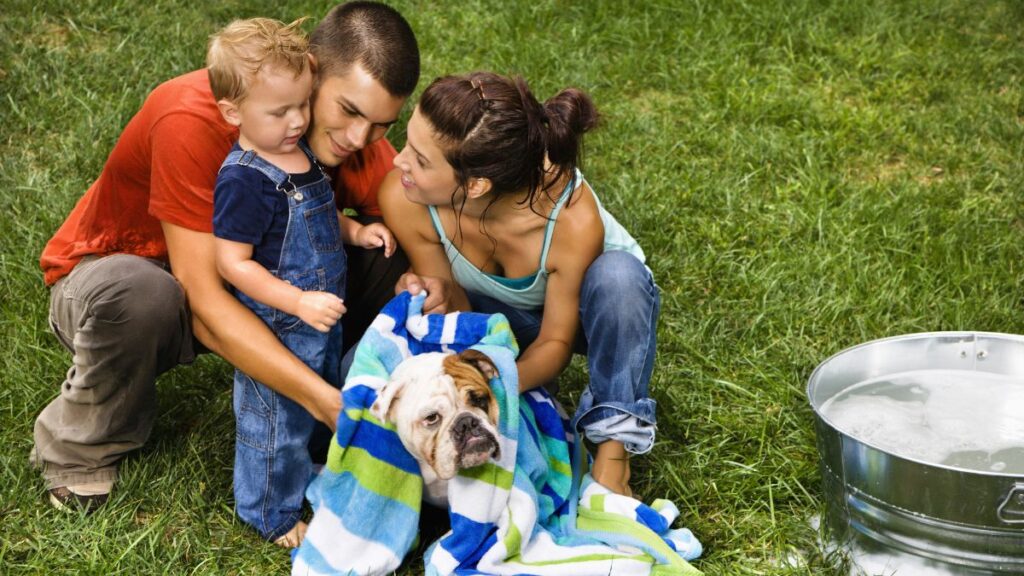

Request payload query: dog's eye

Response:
[423,413,441,426]
[469,393,489,410]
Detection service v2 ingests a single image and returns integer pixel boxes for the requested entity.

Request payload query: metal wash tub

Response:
[807,332,1024,573]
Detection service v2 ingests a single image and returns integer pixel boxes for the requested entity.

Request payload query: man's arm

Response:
[162,221,342,429]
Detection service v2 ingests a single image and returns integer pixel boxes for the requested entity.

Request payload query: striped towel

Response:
[292,292,702,575]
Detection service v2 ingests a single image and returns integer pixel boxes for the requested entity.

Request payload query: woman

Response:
[381,72,659,496]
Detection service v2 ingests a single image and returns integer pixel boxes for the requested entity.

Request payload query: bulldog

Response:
[370,349,502,506]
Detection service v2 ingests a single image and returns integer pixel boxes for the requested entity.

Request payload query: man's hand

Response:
[396,272,453,314]
[296,291,346,332]
[308,384,343,433]
[353,222,396,256]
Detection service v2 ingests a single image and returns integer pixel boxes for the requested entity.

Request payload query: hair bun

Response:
[543,88,599,166]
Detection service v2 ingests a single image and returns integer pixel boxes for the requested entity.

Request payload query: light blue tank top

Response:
[427,170,646,310]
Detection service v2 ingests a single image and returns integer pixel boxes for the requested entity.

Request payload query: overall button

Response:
[294,192,304,201]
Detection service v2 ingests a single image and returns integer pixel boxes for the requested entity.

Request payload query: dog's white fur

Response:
[370,350,501,506]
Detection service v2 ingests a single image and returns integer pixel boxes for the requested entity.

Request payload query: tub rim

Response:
[807,330,1024,479]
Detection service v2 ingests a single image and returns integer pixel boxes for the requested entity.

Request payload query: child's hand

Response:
[355,222,396,257]
[296,291,346,332]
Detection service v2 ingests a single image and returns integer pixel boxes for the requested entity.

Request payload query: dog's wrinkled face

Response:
[371,350,501,480]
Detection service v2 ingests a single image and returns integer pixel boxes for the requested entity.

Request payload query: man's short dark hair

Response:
[310,1,420,97]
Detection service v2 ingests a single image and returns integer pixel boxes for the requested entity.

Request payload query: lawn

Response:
[2,0,1023,574]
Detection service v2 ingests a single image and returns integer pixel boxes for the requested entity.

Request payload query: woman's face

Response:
[393,107,461,206]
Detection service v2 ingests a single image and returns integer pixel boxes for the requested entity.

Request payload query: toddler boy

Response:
[207,17,394,547]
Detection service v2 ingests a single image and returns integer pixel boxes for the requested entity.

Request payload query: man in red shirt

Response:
[35,1,443,511]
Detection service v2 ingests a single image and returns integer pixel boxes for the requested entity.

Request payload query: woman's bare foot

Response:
[591,441,633,497]
[274,521,308,548]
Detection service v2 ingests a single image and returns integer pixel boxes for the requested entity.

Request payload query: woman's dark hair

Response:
[418,71,599,214]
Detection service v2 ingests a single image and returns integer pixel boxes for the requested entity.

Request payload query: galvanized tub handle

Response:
[996,482,1024,525]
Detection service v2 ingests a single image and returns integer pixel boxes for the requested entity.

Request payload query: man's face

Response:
[307,63,406,167]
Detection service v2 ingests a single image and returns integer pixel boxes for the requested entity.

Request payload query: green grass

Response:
[2,0,1023,573]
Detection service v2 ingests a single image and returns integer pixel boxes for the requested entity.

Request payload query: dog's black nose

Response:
[452,412,500,466]
[452,413,480,439]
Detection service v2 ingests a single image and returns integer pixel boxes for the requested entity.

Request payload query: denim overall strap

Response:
[273,149,344,287]
[296,139,331,182]
[220,149,301,198]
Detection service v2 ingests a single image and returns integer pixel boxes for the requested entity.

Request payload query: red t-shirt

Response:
[40,69,396,285]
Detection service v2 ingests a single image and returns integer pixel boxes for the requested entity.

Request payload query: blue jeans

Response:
[467,250,659,454]
[222,143,346,541]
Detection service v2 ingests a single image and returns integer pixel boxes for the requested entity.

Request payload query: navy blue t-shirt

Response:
[213,147,323,269]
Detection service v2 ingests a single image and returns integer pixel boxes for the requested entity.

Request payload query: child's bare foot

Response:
[274,521,308,548]
[591,441,633,497]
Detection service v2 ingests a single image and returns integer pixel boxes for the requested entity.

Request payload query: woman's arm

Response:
[379,169,471,312]
[516,186,604,391]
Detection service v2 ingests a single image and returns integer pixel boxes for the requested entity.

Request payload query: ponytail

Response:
[542,88,599,197]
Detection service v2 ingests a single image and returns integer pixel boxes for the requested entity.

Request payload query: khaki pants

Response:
[32,254,195,489]
[32,216,408,489]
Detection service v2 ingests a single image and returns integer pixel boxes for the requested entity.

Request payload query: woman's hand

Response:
[396,272,452,314]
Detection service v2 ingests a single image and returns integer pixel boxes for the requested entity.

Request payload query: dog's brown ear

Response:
[370,379,405,423]
[457,349,498,381]
[451,349,501,425]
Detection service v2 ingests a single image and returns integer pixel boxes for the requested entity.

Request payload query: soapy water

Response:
[820,369,1024,474]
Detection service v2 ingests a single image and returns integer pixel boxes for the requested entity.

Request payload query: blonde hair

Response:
[206,17,309,102]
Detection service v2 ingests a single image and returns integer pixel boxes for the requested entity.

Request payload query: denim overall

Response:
[222,142,346,541]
